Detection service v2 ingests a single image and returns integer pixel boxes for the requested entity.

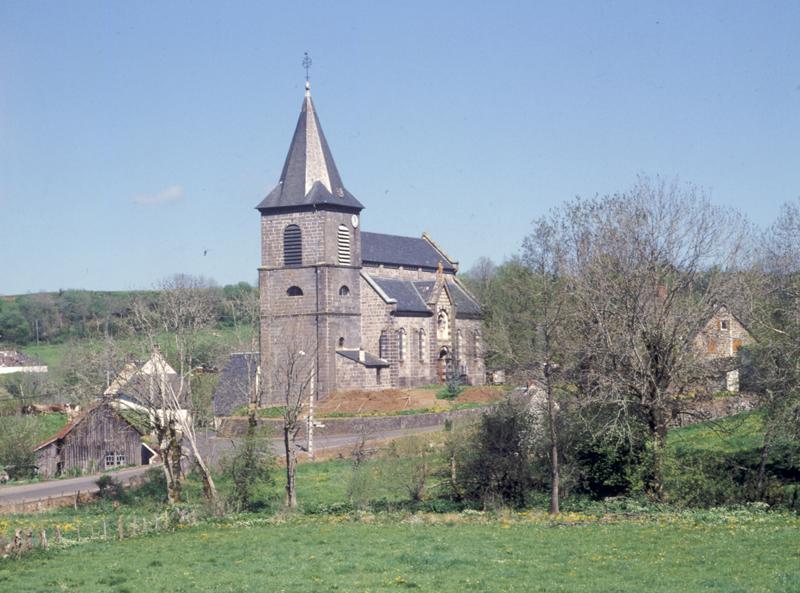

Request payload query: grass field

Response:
[1,511,798,593]
[1,414,798,592]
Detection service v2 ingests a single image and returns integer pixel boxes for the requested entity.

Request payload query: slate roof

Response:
[256,89,364,213]
[361,232,457,272]
[369,277,430,314]
[446,280,483,318]
[212,352,259,417]
[367,276,482,318]
[336,349,390,368]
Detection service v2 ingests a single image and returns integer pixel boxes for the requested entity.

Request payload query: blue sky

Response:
[1,1,798,294]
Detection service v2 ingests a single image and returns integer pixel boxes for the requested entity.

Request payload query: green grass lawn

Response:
[668,411,765,453]
[1,511,798,593]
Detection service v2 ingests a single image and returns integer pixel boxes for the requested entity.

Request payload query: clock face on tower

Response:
[351,215,359,228]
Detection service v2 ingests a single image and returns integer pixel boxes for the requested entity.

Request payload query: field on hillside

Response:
[2,511,798,593]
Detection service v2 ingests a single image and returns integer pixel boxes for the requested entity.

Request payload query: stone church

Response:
[257,83,484,403]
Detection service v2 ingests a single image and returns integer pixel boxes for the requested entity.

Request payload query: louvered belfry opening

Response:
[283,224,302,266]
[337,224,351,265]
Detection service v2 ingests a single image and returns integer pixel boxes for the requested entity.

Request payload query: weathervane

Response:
[302,52,312,86]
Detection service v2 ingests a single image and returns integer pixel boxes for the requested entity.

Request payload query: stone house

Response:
[693,304,756,392]
[33,402,144,478]
[254,82,485,404]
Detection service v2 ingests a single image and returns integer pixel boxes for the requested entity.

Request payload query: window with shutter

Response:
[283,225,302,266]
[337,224,351,265]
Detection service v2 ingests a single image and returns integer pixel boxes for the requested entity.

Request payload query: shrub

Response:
[454,398,541,508]
[221,425,275,512]
[96,475,126,501]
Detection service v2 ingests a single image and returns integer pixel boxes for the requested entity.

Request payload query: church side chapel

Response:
[255,80,485,404]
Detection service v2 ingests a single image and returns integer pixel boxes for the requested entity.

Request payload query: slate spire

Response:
[257,83,364,212]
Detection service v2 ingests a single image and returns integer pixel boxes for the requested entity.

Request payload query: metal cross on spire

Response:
[302,52,312,84]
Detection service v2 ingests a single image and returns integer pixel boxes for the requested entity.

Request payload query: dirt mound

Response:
[317,385,507,416]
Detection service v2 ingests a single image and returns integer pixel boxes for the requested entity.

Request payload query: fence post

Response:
[103,519,108,540]
[117,516,124,540]
[13,529,22,553]
[25,529,33,551]
[39,530,48,550]
[54,525,62,544]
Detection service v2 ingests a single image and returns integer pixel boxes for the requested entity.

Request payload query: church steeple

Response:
[256,84,364,212]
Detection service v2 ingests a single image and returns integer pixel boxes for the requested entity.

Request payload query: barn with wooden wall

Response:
[33,402,143,478]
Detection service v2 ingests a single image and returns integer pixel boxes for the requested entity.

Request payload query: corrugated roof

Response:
[361,232,457,271]
[256,90,363,212]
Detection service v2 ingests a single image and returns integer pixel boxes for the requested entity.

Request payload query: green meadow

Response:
[1,413,799,593]
[1,510,798,593]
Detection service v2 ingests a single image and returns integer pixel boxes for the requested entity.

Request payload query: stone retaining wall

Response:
[216,405,489,438]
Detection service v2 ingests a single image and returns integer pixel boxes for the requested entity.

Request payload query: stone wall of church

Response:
[454,317,486,386]
[361,264,446,282]
[358,277,398,387]
[394,316,436,387]
[334,354,384,392]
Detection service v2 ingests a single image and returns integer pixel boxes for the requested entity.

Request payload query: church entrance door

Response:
[438,348,449,383]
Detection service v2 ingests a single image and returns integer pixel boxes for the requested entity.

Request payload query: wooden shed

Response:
[33,402,143,478]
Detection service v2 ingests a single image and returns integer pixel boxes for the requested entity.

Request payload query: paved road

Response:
[0,466,152,507]
[0,425,442,507]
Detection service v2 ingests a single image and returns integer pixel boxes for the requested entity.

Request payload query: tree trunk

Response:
[159,431,181,504]
[648,405,668,501]
[184,432,219,508]
[284,426,297,508]
[546,373,560,515]
[757,428,772,499]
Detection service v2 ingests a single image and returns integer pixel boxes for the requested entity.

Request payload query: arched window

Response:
[283,224,302,266]
[398,329,407,362]
[337,224,351,265]
[456,329,463,361]
[338,337,345,347]
[379,331,388,359]
[286,286,303,297]
[418,328,426,362]
[339,285,350,297]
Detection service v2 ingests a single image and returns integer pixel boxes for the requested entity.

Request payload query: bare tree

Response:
[744,199,800,496]
[61,337,126,408]
[555,177,750,497]
[521,217,571,514]
[126,275,220,507]
[269,333,316,509]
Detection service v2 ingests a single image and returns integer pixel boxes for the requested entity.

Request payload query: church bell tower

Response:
[256,81,364,402]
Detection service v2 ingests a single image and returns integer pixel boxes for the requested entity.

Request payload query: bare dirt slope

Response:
[316,386,506,416]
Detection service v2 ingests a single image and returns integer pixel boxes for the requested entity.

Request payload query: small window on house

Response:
[379,331,388,359]
[115,453,126,466]
[105,452,115,468]
[283,224,302,266]
[376,368,382,384]
[398,329,407,362]
[338,337,345,347]
[337,224,351,266]
[418,328,426,362]
[720,319,730,331]
[339,285,350,296]
[287,286,303,297]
